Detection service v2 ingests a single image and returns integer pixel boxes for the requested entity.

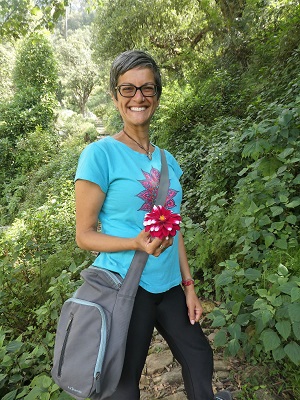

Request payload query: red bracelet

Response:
[182,278,195,286]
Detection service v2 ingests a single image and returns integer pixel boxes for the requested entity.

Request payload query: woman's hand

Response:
[184,288,203,325]
[135,230,173,256]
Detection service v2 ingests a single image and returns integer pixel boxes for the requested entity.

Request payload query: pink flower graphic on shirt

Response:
[137,167,178,211]
[143,205,181,239]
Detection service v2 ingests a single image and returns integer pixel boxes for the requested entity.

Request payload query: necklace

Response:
[122,129,152,160]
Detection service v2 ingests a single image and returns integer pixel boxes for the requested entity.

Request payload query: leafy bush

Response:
[199,100,300,367]
[0,263,90,399]
[0,32,58,197]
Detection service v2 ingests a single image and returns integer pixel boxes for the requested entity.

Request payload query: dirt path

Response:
[138,301,280,400]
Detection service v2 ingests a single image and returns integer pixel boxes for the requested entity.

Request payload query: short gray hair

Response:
[110,50,162,99]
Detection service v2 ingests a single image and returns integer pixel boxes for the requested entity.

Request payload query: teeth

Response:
[130,107,146,111]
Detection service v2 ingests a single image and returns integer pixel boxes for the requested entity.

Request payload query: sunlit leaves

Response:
[54,28,99,115]
[0,0,67,39]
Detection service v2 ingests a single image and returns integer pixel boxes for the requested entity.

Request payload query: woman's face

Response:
[113,67,160,130]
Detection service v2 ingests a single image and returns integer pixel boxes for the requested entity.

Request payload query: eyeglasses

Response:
[115,84,158,98]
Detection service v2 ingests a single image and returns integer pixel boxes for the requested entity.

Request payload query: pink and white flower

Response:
[143,205,181,240]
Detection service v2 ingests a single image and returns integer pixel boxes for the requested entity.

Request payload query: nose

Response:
[133,88,145,101]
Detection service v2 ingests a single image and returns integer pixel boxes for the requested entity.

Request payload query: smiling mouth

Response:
[130,107,146,111]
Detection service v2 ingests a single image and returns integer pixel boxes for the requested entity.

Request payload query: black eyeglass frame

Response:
[115,84,158,98]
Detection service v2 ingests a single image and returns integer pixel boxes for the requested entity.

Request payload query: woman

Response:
[75,50,232,400]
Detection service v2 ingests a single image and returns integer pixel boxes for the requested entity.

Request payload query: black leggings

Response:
[107,285,214,400]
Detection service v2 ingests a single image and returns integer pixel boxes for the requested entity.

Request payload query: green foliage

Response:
[0,0,67,40]
[0,42,15,101]
[15,126,60,173]
[14,33,58,94]
[187,100,300,368]
[0,0,299,398]
[210,263,300,364]
[0,263,89,399]
[0,32,58,195]
[93,0,211,71]
[54,28,99,115]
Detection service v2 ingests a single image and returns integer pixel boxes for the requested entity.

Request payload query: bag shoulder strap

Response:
[120,149,169,294]
[155,149,169,206]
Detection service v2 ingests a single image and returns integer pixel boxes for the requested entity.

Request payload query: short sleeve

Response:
[74,142,109,193]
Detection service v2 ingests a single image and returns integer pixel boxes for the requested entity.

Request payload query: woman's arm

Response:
[178,231,203,324]
[75,179,172,255]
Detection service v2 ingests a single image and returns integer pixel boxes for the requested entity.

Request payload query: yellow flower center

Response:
[159,215,166,221]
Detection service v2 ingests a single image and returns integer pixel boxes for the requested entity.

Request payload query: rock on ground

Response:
[139,328,238,399]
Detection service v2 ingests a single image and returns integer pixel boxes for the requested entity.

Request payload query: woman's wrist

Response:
[181,278,194,287]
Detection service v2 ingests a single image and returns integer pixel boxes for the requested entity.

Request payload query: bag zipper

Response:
[58,313,74,377]
[89,266,122,288]
[66,298,108,394]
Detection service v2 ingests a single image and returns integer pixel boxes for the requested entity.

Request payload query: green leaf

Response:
[236,313,250,325]
[286,198,300,208]
[278,263,289,276]
[291,287,300,302]
[232,302,242,316]
[253,298,268,310]
[258,157,281,177]
[211,315,226,327]
[284,342,300,365]
[278,147,294,159]
[275,238,287,249]
[6,341,23,353]
[215,271,233,286]
[30,6,41,16]
[24,387,42,399]
[0,373,7,382]
[261,329,281,352]
[228,323,241,339]
[238,167,249,176]
[226,260,239,268]
[293,174,300,184]
[272,346,285,361]
[258,215,272,227]
[280,111,293,125]
[214,329,227,347]
[244,268,261,281]
[247,201,259,215]
[275,320,291,340]
[292,322,300,340]
[270,206,283,217]
[243,217,255,227]
[264,233,275,248]
[271,221,285,231]
[269,295,283,307]
[266,198,276,206]
[228,338,240,356]
[279,194,289,203]
[247,230,260,241]
[279,282,297,295]
[236,236,245,245]
[286,214,297,224]
[288,303,300,322]
[242,140,265,160]
[10,373,23,383]
[2,391,18,400]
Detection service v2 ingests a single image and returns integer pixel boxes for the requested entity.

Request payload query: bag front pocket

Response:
[52,298,109,398]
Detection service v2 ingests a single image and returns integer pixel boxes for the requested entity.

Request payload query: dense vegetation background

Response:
[0,0,299,399]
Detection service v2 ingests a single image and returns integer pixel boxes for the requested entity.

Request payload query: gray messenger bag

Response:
[51,149,169,400]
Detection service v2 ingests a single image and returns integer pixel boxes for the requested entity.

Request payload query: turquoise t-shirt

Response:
[75,136,183,293]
